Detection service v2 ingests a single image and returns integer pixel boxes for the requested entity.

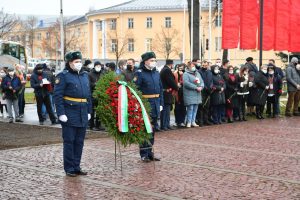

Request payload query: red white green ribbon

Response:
[117,81,153,134]
[118,83,128,132]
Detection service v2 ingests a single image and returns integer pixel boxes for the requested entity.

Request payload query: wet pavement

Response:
[0,112,300,199]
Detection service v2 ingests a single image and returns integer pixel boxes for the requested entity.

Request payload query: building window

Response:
[111,39,117,52]
[206,39,209,50]
[145,38,152,51]
[165,17,172,28]
[215,15,222,27]
[109,19,117,30]
[128,18,134,29]
[46,32,50,39]
[77,28,81,37]
[215,37,222,51]
[128,38,134,52]
[36,33,42,40]
[96,21,102,31]
[146,17,152,28]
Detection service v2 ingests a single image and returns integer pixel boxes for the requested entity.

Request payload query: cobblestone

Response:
[0,117,300,199]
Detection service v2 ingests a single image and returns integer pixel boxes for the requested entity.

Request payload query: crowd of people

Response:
[0,55,300,129]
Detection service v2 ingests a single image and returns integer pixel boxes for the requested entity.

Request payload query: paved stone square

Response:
[0,117,300,199]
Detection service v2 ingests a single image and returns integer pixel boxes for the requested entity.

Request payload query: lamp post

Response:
[60,0,64,70]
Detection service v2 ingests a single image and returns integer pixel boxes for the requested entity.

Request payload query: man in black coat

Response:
[122,58,135,82]
[197,60,213,126]
[88,61,104,131]
[160,59,178,131]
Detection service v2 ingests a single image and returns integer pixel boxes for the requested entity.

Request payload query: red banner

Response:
[274,0,290,51]
[289,0,300,52]
[222,0,240,49]
[260,0,276,50]
[240,0,259,49]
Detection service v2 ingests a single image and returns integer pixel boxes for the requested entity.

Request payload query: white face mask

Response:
[296,64,300,70]
[88,64,93,69]
[95,66,101,72]
[191,66,196,71]
[262,69,267,74]
[229,70,234,74]
[73,63,82,72]
[123,65,127,70]
[149,62,157,69]
[269,71,274,75]
[216,62,221,67]
[0,72,5,77]
[8,72,14,76]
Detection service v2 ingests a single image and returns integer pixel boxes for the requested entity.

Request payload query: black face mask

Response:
[127,65,133,70]
[202,67,207,71]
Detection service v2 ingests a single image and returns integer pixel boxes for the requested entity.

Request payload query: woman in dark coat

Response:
[211,65,226,124]
[266,64,283,118]
[224,65,239,123]
[252,65,269,119]
[173,64,186,127]
[236,65,253,121]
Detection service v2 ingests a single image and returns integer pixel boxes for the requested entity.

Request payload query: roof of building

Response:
[67,16,88,26]
[87,0,220,16]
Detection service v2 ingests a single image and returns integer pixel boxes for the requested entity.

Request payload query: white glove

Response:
[240,82,244,88]
[160,106,163,112]
[270,84,274,90]
[266,86,270,90]
[249,82,253,87]
[59,115,68,122]
[88,114,91,120]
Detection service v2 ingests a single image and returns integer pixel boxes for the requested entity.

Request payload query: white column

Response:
[182,0,186,62]
[92,20,98,59]
[102,20,107,59]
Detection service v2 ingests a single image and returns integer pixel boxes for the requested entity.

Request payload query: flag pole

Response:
[191,0,194,61]
[259,0,264,67]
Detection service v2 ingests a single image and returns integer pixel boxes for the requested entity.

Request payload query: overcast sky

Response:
[1,0,129,16]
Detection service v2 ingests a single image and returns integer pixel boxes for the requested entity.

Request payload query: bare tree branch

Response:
[0,9,19,39]
[152,27,181,60]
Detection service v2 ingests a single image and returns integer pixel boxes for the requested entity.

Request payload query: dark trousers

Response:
[90,99,100,129]
[266,95,277,116]
[35,94,56,122]
[197,92,210,124]
[62,125,86,173]
[212,105,223,124]
[238,95,248,119]
[160,104,171,129]
[256,104,265,117]
[18,88,25,115]
[174,101,186,124]
[0,103,7,114]
[140,117,156,159]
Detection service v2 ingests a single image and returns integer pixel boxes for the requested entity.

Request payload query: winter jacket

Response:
[211,71,226,106]
[88,68,103,92]
[1,74,21,100]
[252,71,269,106]
[183,69,204,106]
[160,66,178,105]
[224,73,239,106]
[30,67,52,97]
[286,63,300,92]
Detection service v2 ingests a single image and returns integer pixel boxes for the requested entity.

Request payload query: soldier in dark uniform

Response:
[54,51,92,177]
[134,52,163,162]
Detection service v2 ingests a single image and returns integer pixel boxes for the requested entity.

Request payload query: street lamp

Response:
[60,0,64,70]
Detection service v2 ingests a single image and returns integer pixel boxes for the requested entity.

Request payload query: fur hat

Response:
[65,51,82,63]
[141,52,156,62]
